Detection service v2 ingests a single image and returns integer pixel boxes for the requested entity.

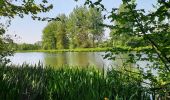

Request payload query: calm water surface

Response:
[9,52,114,68]
[9,52,151,69]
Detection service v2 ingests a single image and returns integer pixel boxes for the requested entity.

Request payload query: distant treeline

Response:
[12,5,148,51]
[42,6,147,50]
[42,6,104,50]
[11,42,41,51]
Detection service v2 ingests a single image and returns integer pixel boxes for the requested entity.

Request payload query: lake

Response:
[9,52,151,69]
[9,52,113,68]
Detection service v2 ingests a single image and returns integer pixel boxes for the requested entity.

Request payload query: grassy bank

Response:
[0,64,150,100]
[16,48,111,53]
[16,46,152,53]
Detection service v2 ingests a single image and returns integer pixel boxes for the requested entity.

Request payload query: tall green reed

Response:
[0,64,150,100]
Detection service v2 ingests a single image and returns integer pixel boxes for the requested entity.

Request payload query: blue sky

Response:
[6,0,156,44]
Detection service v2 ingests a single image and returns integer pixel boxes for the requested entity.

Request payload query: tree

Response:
[66,11,78,49]
[42,21,57,49]
[111,3,130,46]
[43,6,104,49]
[15,43,40,50]
[83,0,170,99]
[88,7,104,47]
[110,2,138,47]
[67,6,104,48]
[0,0,54,64]
[72,6,91,48]
[0,0,54,21]
[55,14,69,49]
[42,14,69,49]
[0,30,14,64]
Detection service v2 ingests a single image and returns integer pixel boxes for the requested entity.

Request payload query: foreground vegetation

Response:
[0,64,149,100]
[1,0,170,100]
[1,64,169,100]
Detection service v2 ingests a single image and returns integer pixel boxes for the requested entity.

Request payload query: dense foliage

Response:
[0,31,14,64]
[0,0,54,64]
[110,3,147,47]
[82,0,170,99]
[0,64,152,100]
[16,43,41,51]
[0,0,55,21]
[42,6,104,49]
[0,0,170,99]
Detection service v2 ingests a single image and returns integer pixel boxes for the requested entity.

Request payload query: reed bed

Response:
[0,64,150,100]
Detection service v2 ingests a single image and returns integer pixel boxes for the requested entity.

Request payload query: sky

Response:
[5,0,156,44]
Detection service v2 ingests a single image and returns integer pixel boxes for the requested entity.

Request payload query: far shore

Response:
[16,48,111,53]
[15,46,152,53]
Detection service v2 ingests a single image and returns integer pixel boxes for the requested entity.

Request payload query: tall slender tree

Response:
[88,7,104,47]
[55,14,69,49]
[42,22,57,49]
[42,6,104,49]
[72,6,90,48]
[111,3,134,46]
[66,13,77,49]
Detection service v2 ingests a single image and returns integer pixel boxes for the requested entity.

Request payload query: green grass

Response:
[107,46,152,52]
[16,48,111,53]
[0,64,150,100]
[16,46,152,53]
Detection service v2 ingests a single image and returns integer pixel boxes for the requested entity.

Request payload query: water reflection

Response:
[9,52,114,68]
[9,52,154,73]
[9,52,44,65]
[43,52,114,68]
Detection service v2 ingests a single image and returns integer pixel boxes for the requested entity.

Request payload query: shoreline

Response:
[15,48,111,53]
[15,46,151,53]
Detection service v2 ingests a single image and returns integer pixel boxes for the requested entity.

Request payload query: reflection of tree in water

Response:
[88,52,102,67]
[88,52,115,69]
[43,52,148,70]
[42,52,114,68]
[113,53,135,70]
[43,53,67,67]
[71,52,90,67]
